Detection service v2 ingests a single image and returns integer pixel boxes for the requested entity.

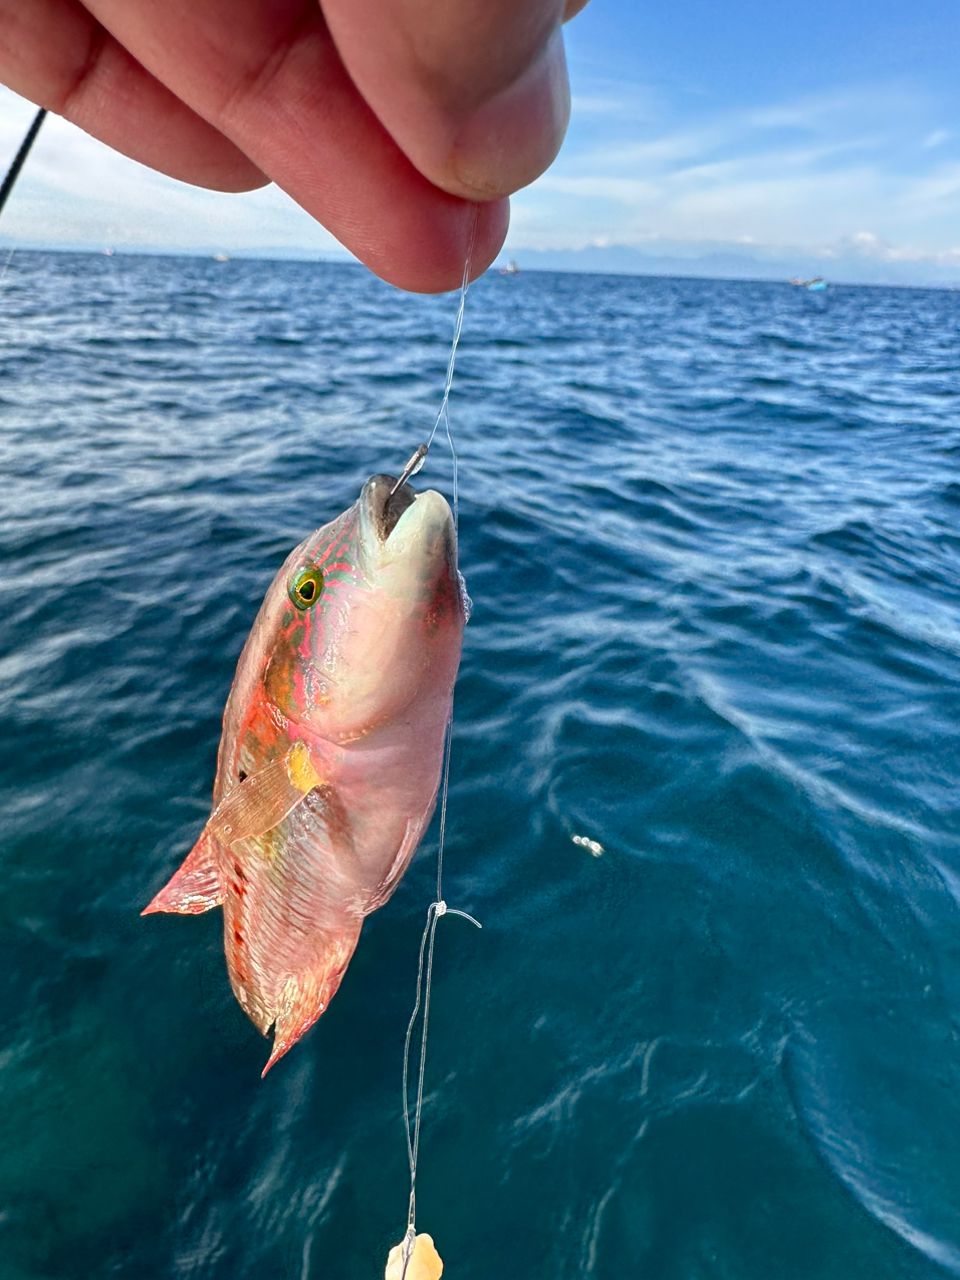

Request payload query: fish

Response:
[143,474,465,1075]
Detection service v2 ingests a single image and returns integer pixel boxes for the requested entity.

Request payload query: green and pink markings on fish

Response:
[143,473,465,1077]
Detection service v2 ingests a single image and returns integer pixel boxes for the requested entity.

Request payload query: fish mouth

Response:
[358,473,456,580]
[360,474,417,545]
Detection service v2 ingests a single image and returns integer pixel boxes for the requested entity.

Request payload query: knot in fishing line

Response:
[395,209,481,1270]
[430,899,482,928]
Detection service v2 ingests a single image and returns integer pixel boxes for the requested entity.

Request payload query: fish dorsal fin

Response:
[209,742,322,847]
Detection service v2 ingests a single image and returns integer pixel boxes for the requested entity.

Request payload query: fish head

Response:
[261,475,464,742]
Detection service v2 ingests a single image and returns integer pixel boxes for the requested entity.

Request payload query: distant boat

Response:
[790,276,827,291]
[213,253,230,263]
[498,259,520,276]
[102,247,114,257]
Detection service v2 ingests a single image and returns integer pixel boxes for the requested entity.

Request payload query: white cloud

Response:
[568,75,661,124]
[902,162,960,204]
[577,127,724,172]
[839,229,960,267]
[745,86,920,131]
[507,79,960,277]
[0,88,343,255]
[536,174,659,204]
[570,88,659,123]
[4,78,960,283]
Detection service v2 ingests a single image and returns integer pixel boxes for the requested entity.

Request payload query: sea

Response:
[1,251,958,1279]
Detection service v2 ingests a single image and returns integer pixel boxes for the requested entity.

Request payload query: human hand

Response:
[0,1,588,291]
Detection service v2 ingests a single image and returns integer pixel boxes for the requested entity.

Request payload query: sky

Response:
[3,1,960,284]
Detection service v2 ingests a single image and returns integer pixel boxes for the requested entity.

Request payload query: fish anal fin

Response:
[261,920,362,1077]
[142,831,222,916]
[209,741,322,847]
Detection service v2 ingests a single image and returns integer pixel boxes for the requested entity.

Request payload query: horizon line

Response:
[1,241,958,292]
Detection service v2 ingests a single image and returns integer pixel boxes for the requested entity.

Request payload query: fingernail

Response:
[447,27,570,200]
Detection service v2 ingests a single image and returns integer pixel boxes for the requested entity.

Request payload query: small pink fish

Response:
[144,475,465,1074]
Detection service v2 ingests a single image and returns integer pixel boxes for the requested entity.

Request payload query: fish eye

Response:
[289,567,324,610]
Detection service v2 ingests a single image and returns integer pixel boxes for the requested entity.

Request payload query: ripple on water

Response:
[2,255,960,1280]
[786,1001,960,1274]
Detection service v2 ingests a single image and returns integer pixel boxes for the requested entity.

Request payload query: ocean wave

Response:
[2,254,959,1279]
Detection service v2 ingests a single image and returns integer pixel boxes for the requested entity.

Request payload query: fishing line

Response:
[390,210,480,529]
[397,209,483,1279]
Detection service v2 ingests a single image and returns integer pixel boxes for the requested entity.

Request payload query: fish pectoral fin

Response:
[144,743,322,916]
[142,830,222,916]
[208,741,322,847]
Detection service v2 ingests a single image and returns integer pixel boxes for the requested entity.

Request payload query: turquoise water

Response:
[2,252,959,1278]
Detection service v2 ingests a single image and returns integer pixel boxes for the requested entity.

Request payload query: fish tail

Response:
[142,831,223,916]
[259,919,362,1077]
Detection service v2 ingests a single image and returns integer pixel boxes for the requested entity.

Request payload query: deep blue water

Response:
[1,252,959,1279]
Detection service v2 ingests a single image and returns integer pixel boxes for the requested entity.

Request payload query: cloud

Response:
[3,75,960,285]
[570,85,659,123]
[839,229,960,267]
[568,74,661,125]
[745,86,921,132]
[535,175,659,204]
[0,88,343,255]
[507,79,960,281]
[900,162,960,206]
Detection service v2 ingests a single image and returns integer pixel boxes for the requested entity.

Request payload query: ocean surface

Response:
[1,251,959,1279]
